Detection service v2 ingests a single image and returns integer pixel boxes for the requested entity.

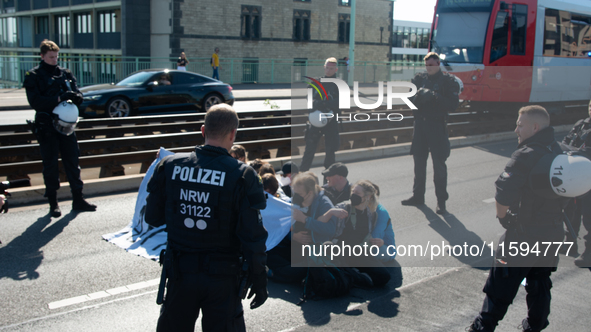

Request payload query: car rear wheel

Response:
[107,98,132,118]
[202,93,224,111]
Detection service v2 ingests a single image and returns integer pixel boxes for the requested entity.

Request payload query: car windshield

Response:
[116,72,156,87]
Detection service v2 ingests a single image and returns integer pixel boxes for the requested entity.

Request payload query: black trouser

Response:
[412,148,448,202]
[35,113,83,197]
[300,120,340,172]
[566,193,591,258]
[267,240,308,284]
[475,266,554,332]
[157,254,245,332]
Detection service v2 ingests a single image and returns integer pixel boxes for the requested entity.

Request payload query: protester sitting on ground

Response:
[369,181,403,288]
[230,144,246,162]
[249,159,267,174]
[262,173,290,202]
[277,161,299,198]
[330,180,391,287]
[267,172,338,283]
[322,162,351,205]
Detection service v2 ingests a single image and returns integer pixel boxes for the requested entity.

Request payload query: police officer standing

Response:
[23,39,96,218]
[401,52,459,214]
[300,57,341,172]
[562,99,591,267]
[145,104,268,331]
[468,106,565,332]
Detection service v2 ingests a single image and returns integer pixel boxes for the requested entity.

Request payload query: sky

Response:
[393,0,438,23]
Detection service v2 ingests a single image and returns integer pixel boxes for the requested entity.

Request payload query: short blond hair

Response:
[292,171,321,196]
[424,52,440,62]
[519,105,550,128]
[325,57,338,66]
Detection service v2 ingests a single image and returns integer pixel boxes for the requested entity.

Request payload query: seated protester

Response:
[230,144,246,162]
[267,171,337,283]
[330,180,391,287]
[262,173,290,202]
[277,161,299,198]
[259,163,290,201]
[369,181,403,288]
[249,158,267,174]
[322,162,351,205]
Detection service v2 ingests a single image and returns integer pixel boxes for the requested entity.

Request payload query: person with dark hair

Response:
[23,39,96,217]
[562,99,591,267]
[249,159,267,174]
[401,52,460,215]
[145,104,268,331]
[230,144,246,162]
[278,161,299,198]
[322,162,351,205]
[468,106,565,332]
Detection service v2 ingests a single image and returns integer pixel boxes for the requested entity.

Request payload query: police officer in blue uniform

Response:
[145,104,268,332]
[23,39,95,217]
[401,52,460,214]
[468,106,566,332]
[300,57,341,172]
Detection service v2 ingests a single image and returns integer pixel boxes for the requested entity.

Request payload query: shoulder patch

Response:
[257,174,263,185]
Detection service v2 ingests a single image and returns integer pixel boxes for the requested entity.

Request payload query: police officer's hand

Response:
[416,88,436,104]
[497,212,517,229]
[247,271,268,309]
[60,91,78,103]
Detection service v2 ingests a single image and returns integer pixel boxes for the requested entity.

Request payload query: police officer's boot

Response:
[72,189,97,212]
[401,196,424,206]
[47,193,61,218]
[518,318,548,332]
[436,201,447,215]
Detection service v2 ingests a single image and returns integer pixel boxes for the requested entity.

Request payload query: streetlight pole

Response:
[347,0,356,87]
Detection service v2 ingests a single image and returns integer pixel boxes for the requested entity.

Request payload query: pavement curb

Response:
[7,125,571,207]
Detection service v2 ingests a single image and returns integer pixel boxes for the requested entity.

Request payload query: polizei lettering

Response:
[171,166,226,187]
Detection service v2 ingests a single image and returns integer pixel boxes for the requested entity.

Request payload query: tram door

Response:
[485,1,535,102]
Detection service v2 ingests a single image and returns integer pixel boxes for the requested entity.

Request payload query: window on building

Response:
[76,13,92,34]
[241,5,261,39]
[510,4,527,55]
[54,14,70,47]
[338,14,350,43]
[339,0,350,6]
[0,17,17,47]
[98,10,118,33]
[293,10,311,41]
[543,9,590,57]
[36,16,48,34]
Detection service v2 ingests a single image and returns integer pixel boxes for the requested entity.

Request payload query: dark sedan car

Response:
[78,69,234,118]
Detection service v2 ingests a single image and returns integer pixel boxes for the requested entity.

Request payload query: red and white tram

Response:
[430,0,591,111]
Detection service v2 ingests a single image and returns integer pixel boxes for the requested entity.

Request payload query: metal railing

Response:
[0,55,422,88]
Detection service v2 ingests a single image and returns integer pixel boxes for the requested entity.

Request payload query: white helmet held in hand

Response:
[529,153,591,198]
[309,110,331,128]
[52,100,80,136]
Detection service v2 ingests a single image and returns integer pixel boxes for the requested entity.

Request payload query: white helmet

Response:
[309,110,331,128]
[529,153,591,198]
[52,100,80,136]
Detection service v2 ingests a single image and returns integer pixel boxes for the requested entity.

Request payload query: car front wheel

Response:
[202,93,224,111]
[106,98,132,118]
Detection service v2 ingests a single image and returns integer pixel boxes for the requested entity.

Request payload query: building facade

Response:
[391,19,431,62]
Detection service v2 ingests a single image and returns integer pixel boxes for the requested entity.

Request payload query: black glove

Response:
[60,91,77,101]
[415,88,436,105]
[498,212,517,230]
[247,270,268,309]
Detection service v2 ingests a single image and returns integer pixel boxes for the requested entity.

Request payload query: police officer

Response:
[562,99,591,267]
[300,57,341,172]
[401,52,460,214]
[468,106,565,332]
[145,104,268,332]
[23,39,96,218]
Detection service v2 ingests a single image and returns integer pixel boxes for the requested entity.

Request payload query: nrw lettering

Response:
[180,189,210,203]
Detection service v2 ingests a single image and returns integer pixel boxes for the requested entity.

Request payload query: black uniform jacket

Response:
[563,117,591,150]
[145,145,268,275]
[23,60,83,114]
[409,70,460,158]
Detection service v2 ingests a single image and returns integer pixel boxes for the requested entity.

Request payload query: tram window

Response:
[490,11,509,62]
[510,4,527,55]
[544,9,591,57]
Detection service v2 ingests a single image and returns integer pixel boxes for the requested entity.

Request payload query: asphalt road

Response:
[1,137,590,331]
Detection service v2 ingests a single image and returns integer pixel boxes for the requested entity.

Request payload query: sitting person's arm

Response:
[317,208,348,223]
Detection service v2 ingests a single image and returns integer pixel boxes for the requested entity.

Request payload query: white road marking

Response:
[48,278,159,310]
[482,198,496,204]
